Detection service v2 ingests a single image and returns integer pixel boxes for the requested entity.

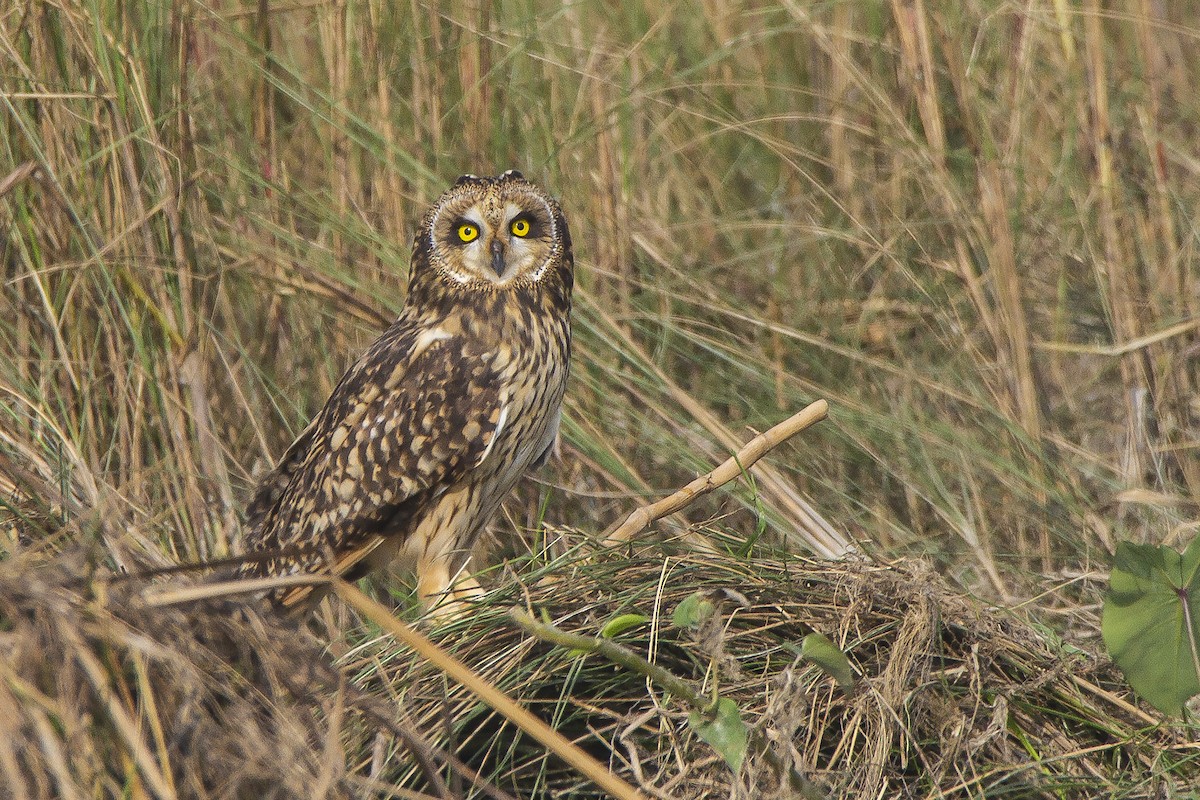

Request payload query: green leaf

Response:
[673,592,715,628]
[1102,538,1200,715]
[599,613,650,639]
[688,697,747,773]
[800,632,855,691]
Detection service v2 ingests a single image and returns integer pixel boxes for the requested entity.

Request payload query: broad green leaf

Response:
[801,633,855,691]
[672,592,715,628]
[599,613,650,638]
[1102,538,1200,715]
[688,697,747,773]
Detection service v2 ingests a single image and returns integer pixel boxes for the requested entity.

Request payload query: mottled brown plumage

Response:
[238,171,572,615]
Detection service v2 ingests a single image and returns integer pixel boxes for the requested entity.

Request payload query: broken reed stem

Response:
[332,579,648,800]
[603,399,829,546]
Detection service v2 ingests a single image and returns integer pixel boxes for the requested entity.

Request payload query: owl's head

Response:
[411,170,572,294]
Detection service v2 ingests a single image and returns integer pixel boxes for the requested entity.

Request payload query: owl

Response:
[238,170,572,618]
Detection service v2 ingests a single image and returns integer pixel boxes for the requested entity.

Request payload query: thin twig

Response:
[602,399,829,546]
[140,573,327,606]
[332,579,649,800]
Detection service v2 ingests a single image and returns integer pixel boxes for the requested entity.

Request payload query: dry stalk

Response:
[140,572,330,607]
[602,399,829,547]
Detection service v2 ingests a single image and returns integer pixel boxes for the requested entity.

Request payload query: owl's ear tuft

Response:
[453,174,482,187]
[499,169,525,181]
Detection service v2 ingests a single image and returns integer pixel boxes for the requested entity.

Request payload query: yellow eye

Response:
[510,218,531,237]
[457,223,479,243]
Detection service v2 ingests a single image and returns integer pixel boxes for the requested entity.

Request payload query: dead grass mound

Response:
[360,545,1193,798]
[0,549,362,800]
[1,542,1192,799]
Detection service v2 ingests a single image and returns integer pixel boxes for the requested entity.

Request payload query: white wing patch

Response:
[411,327,453,358]
[385,328,453,390]
[476,401,510,467]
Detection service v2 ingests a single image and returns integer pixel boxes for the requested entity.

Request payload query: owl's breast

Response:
[464,312,567,493]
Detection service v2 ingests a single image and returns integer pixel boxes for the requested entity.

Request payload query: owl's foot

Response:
[417,565,483,624]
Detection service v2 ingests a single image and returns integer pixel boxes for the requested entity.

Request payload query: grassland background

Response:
[2,0,1199,795]
[5,0,1198,596]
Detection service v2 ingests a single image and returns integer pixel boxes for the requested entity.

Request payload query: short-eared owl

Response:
[238,171,572,616]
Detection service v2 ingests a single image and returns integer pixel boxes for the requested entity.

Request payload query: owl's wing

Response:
[243,316,509,604]
[243,417,319,534]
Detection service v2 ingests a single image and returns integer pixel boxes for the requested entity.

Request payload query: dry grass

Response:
[4,0,1200,797]
[4,535,1197,799]
[4,1,1200,576]
[0,549,353,799]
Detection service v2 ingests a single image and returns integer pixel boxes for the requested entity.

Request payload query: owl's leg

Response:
[449,573,483,602]
[416,551,483,622]
[414,557,450,606]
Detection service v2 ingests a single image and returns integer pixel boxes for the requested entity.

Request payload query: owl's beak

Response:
[489,238,506,276]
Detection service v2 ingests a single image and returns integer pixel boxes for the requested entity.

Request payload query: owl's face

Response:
[420,170,568,289]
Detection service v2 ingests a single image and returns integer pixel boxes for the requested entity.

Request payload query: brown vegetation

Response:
[3,1,1200,797]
